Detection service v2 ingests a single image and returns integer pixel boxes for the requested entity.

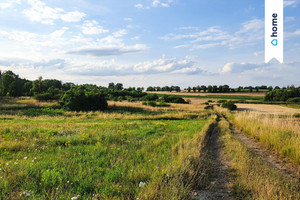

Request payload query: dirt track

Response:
[192,114,300,199]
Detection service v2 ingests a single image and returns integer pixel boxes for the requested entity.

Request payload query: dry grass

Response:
[219,118,300,200]
[216,106,300,164]
[236,103,300,115]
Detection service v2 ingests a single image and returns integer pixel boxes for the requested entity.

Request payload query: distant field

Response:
[236,103,300,115]
[0,100,211,199]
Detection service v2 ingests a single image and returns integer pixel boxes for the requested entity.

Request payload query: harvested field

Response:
[236,103,300,115]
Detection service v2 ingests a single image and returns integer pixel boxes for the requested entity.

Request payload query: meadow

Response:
[0,100,213,199]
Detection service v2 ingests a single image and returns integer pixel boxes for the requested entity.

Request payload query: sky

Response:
[0,0,299,88]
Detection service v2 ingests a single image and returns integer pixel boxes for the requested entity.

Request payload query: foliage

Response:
[161,95,188,104]
[222,101,237,110]
[141,93,159,101]
[264,87,300,102]
[60,85,108,111]
[286,97,300,103]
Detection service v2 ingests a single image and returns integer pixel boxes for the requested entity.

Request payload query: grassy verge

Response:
[219,118,300,200]
[217,107,300,164]
[0,103,213,199]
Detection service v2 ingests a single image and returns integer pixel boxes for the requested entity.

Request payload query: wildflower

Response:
[6,163,9,166]
[139,182,146,187]
[21,191,31,197]
[24,157,27,160]
[34,157,37,160]
[32,160,34,162]
[67,181,70,184]
[14,162,18,165]
[71,195,80,200]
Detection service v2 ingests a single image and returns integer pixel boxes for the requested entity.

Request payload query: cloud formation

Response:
[81,20,109,35]
[163,19,265,50]
[23,0,85,25]
[66,44,147,57]
[135,0,173,9]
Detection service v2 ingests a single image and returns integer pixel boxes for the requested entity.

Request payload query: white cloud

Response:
[124,17,133,21]
[221,62,263,73]
[134,4,144,9]
[81,20,108,35]
[285,29,300,38]
[162,19,265,50]
[66,44,148,57]
[23,0,85,25]
[284,0,299,7]
[0,0,20,9]
[135,0,173,9]
[61,11,86,22]
[285,16,295,23]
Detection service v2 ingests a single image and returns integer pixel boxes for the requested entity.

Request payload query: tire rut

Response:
[191,118,235,200]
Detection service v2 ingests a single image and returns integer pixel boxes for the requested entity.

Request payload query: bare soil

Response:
[191,120,235,200]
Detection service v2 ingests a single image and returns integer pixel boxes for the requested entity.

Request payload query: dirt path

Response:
[191,120,235,200]
[191,114,300,199]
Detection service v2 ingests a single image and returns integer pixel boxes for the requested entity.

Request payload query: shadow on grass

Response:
[106,106,163,115]
[0,106,65,117]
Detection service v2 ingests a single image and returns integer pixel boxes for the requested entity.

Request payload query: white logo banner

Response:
[265,0,283,63]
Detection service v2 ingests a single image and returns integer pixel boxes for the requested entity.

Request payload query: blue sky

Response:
[0,0,299,87]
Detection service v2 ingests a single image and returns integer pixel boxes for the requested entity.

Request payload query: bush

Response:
[217,100,227,103]
[61,85,108,111]
[287,97,300,103]
[222,101,237,111]
[141,94,159,101]
[161,95,188,104]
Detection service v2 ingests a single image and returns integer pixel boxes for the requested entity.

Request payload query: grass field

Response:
[0,100,213,199]
[1,97,299,199]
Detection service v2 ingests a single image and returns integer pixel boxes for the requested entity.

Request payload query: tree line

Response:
[147,85,282,93]
[264,86,300,102]
[0,70,188,111]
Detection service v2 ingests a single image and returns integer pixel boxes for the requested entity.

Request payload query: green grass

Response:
[0,104,211,199]
[281,104,300,109]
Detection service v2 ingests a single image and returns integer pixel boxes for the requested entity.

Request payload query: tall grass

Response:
[219,119,300,200]
[217,107,300,164]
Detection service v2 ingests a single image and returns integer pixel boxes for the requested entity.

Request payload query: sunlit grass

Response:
[217,107,300,164]
[0,101,212,199]
[219,119,300,200]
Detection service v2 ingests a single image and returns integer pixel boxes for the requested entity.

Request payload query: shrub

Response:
[222,101,237,111]
[34,92,61,101]
[141,94,159,101]
[61,85,108,111]
[217,100,227,103]
[287,97,300,103]
[161,95,188,104]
